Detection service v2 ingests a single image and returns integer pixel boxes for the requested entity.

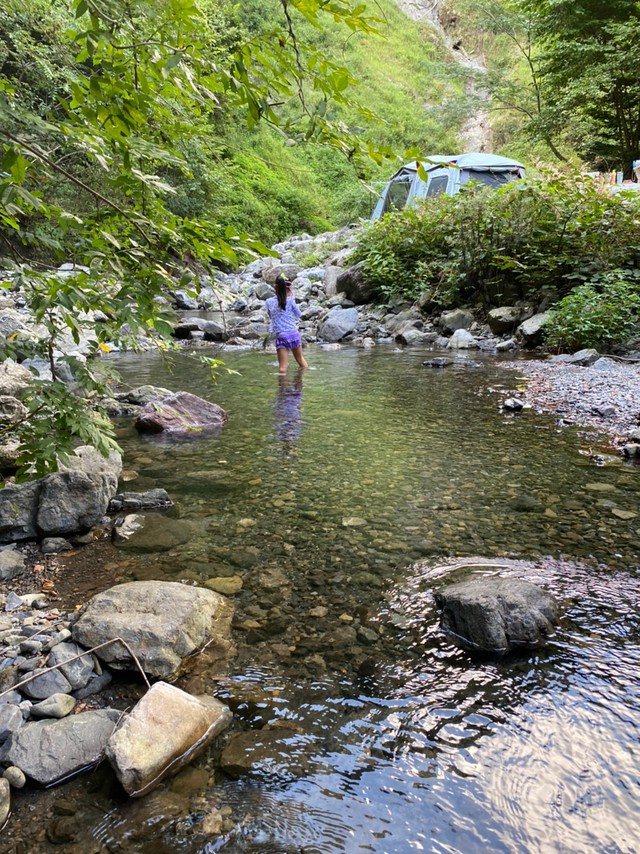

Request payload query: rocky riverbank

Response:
[500,352,640,454]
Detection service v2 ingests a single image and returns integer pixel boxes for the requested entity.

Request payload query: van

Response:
[371,153,526,221]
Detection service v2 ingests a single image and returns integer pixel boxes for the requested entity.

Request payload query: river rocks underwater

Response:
[2,228,640,850]
[0,345,638,852]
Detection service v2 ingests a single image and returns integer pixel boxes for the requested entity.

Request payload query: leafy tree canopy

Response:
[456,0,640,173]
[0,0,396,478]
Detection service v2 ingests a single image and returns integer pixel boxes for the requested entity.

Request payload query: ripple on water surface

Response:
[21,346,640,854]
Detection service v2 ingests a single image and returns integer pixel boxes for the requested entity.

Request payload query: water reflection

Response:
[272,369,304,451]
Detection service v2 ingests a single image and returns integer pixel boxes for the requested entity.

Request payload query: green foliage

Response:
[465,0,640,173]
[544,270,640,352]
[0,0,396,479]
[209,0,466,231]
[351,171,640,308]
[531,0,640,174]
[13,378,119,481]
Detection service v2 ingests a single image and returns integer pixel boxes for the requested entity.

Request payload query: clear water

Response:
[11,345,640,854]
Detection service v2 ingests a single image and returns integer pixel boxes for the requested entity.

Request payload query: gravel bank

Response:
[502,357,640,448]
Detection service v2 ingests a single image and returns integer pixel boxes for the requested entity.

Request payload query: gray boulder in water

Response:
[434,577,558,653]
[135,391,227,436]
[72,581,234,679]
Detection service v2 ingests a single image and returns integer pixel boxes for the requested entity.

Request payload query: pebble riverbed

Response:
[502,356,640,446]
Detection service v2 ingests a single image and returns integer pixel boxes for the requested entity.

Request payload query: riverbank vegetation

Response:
[0,0,412,475]
[351,172,640,350]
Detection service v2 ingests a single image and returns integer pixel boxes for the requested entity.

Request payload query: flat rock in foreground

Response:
[107,682,232,797]
[434,577,558,653]
[71,581,234,679]
[135,391,227,436]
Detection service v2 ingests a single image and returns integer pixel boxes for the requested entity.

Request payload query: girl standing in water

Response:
[265,274,309,374]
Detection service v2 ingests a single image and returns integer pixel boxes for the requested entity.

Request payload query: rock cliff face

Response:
[394,0,493,153]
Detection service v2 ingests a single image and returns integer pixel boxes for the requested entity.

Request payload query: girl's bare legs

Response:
[277,347,289,374]
[292,346,308,370]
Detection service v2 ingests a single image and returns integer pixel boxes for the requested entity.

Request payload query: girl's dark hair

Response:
[274,274,289,310]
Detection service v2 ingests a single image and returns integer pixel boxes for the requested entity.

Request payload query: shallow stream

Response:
[6,345,640,853]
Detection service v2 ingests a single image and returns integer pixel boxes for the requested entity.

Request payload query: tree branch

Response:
[0,129,152,244]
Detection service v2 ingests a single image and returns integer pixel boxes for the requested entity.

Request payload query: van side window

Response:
[463,170,514,188]
[426,176,448,197]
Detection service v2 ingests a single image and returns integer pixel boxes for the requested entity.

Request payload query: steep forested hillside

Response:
[0,0,477,247]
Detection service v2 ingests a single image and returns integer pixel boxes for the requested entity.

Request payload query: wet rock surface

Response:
[106,682,232,796]
[72,581,235,679]
[434,577,558,652]
[135,391,228,436]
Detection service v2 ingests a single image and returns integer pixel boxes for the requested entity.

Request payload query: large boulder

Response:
[0,444,121,542]
[0,360,31,397]
[0,709,120,786]
[62,444,121,482]
[135,391,227,436]
[72,581,235,679]
[317,307,359,342]
[336,263,376,305]
[37,470,117,537]
[0,481,41,542]
[323,266,341,297]
[515,311,552,348]
[487,306,524,335]
[439,308,474,333]
[434,577,558,653]
[202,320,229,342]
[106,682,232,797]
[263,263,299,285]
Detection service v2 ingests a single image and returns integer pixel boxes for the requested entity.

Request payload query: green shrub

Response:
[351,171,640,309]
[545,270,640,352]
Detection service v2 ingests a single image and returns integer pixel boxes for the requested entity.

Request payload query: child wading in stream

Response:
[265,274,309,374]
